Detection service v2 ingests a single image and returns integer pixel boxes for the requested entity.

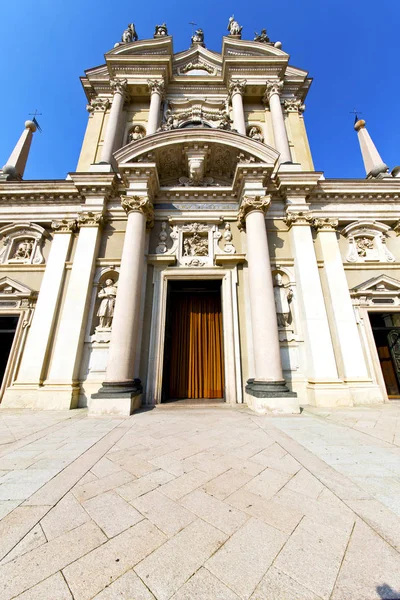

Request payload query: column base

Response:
[245,379,300,414]
[89,380,143,416]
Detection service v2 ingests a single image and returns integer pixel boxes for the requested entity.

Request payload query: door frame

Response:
[145,266,242,405]
[364,308,400,400]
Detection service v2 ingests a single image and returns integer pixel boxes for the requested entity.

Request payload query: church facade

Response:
[1,20,400,415]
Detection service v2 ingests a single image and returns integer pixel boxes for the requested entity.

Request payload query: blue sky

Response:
[0,0,398,180]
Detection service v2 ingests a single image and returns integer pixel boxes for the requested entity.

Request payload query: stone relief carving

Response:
[222,223,236,254]
[183,230,209,257]
[179,60,215,75]
[154,23,168,37]
[0,223,49,265]
[341,221,395,263]
[227,15,243,37]
[238,196,270,231]
[86,98,110,114]
[191,29,205,47]
[247,126,264,142]
[121,23,138,43]
[128,125,146,142]
[96,278,117,330]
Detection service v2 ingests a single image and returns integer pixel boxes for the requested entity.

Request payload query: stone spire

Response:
[1,120,37,181]
[354,118,390,179]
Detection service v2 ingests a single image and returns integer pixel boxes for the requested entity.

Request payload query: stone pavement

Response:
[0,404,400,599]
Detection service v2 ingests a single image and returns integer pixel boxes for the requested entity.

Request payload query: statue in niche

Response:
[97,279,117,329]
[227,15,243,37]
[248,126,264,142]
[273,272,293,327]
[254,29,270,43]
[191,28,205,46]
[13,239,34,260]
[121,23,138,43]
[223,223,236,254]
[128,125,145,142]
[154,23,168,37]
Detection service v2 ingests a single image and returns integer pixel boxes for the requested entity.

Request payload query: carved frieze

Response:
[238,196,270,231]
[121,195,154,228]
[341,220,395,263]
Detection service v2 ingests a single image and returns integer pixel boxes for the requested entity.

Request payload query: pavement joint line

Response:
[254,419,400,557]
[329,519,356,600]
[0,423,129,563]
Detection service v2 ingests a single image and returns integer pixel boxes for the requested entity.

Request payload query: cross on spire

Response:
[28,109,42,132]
[350,108,362,124]
[189,21,197,35]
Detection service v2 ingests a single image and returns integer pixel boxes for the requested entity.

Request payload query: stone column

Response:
[100,79,127,164]
[229,80,246,135]
[263,81,292,164]
[238,196,298,414]
[41,212,104,409]
[91,196,154,416]
[147,80,165,135]
[1,219,76,407]
[313,218,382,403]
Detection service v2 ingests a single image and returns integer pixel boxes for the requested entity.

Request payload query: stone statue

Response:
[191,28,205,46]
[273,272,293,327]
[248,126,264,142]
[254,29,270,43]
[159,115,176,131]
[227,16,243,37]
[223,223,236,254]
[13,239,33,260]
[121,23,138,43]
[128,125,145,142]
[154,23,168,37]
[97,279,117,329]
[218,112,233,130]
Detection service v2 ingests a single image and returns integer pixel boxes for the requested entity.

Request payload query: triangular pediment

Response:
[351,275,400,294]
[0,277,36,298]
[173,46,222,76]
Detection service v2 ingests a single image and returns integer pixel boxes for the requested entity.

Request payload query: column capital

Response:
[77,211,104,228]
[312,217,339,232]
[147,78,165,98]
[229,79,246,99]
[284,211,313,229]
[51,219,77,234]
[283,99,305,114]
[263,80,283,105]
[86,97,110,114]
[121,195,154,228]
[238,195,270,231]
[110,78,128,98]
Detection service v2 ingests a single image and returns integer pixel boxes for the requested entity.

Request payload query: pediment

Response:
[351,275,400,294]
[106,37,173,57]
[0,277,36,298]
[173,47,222,76]
[222,36,289,59]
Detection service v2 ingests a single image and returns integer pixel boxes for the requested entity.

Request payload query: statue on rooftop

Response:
[227,16,242,37]
[254,29,270,43]
[154,23,168,37]
[191,28,205,47]
[121,23,138,43]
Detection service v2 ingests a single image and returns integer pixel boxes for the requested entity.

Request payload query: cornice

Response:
[0,181,83,205]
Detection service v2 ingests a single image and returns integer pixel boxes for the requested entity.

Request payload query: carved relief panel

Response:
[0,223,49,265]
[341,221,395,263]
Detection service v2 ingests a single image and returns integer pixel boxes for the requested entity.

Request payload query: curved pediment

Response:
[106,36,173,57]
[173,47,222,77]
[115,128,279,187]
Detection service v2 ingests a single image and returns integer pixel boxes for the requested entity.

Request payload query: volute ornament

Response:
[284,211,313,228]
[86,98,110,114]
[229,79,246,98]
[147,79,165,98]
[121,195,154,228]
[110,79,128,97]
[238,196,270,231]
[51,219,77,233]
[263,80,283,104]
[77,212,104,228]
[312,217,338,232]
[284,99,305,114]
